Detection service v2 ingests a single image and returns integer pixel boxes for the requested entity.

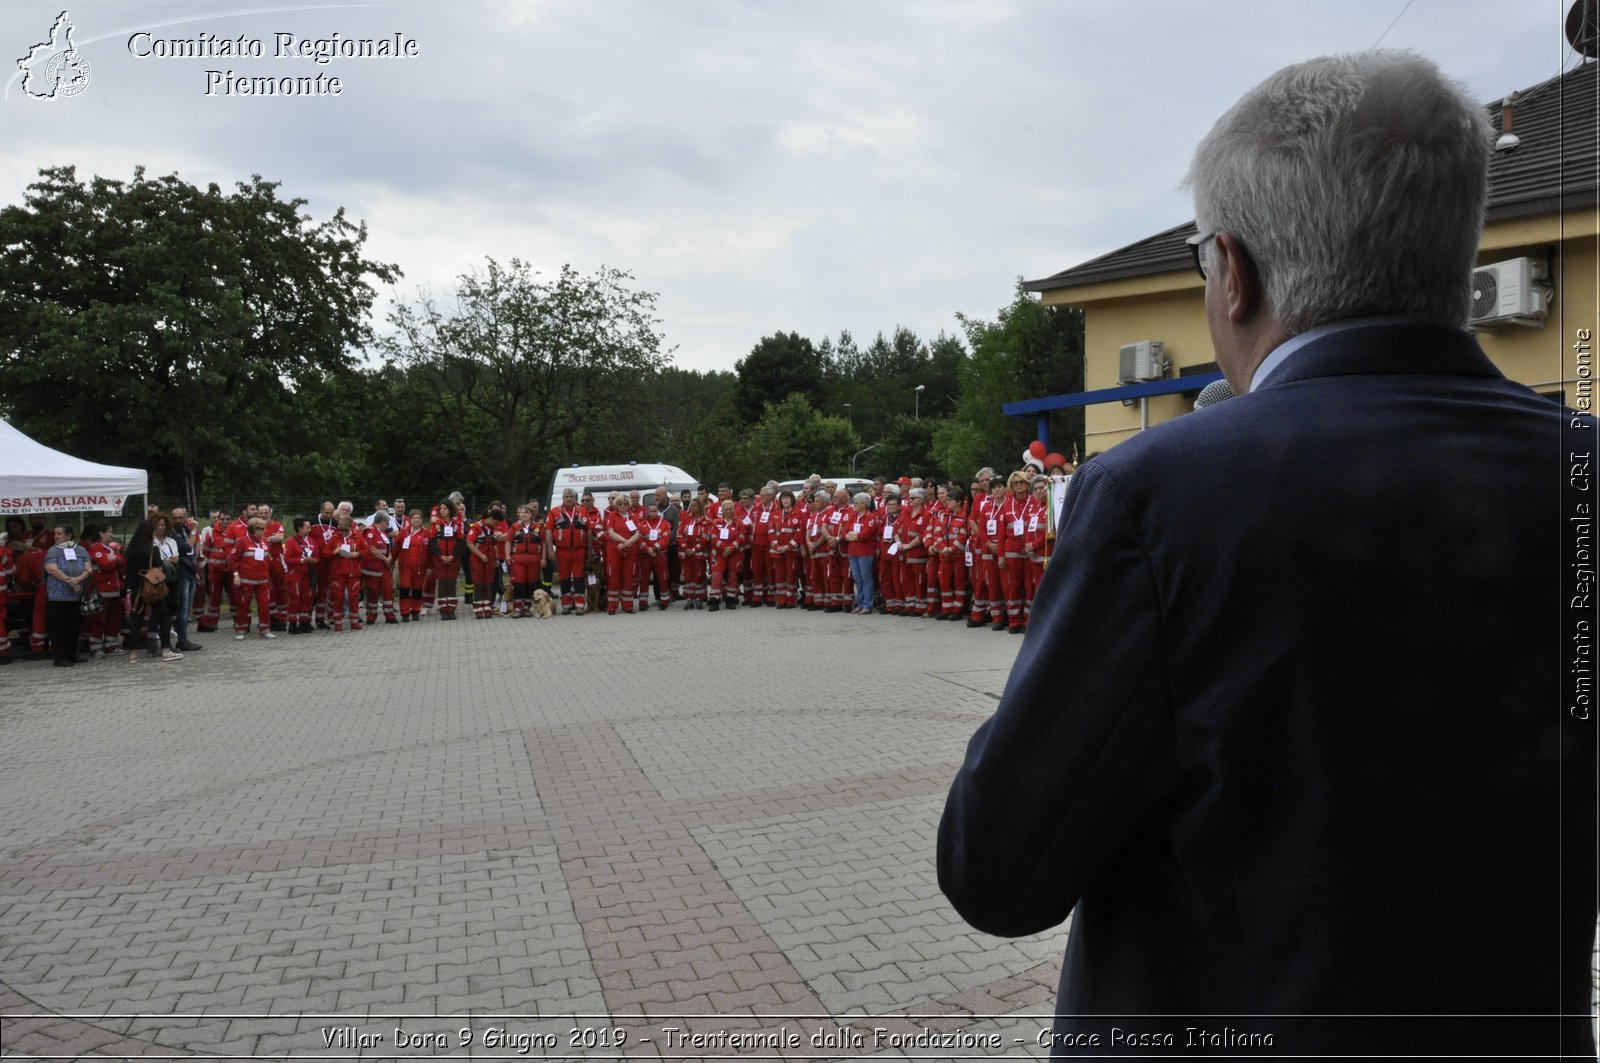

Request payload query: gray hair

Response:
[852,491,871,505]
[1185,51,1490,333]
[813,490,831,503]
[909,487,926,500]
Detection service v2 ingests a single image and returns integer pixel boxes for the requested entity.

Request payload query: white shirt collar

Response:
[1249,316,1418,393]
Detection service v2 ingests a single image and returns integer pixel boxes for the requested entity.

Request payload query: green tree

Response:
[733,393,859,482]
[0,165,398,503]
[379,258,670,502]
[733,332,823,421]
[939,280,1084,477]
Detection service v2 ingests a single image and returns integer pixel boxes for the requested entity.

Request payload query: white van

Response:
[549,463,698,514]
[778,477,873,500]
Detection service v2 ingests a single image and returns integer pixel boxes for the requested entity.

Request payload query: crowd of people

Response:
[0,465,1077,667]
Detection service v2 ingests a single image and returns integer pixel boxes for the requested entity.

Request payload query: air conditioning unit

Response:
[1470,257,1549,329]
[1119,340,1167,384]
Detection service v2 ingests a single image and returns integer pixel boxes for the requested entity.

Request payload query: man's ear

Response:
[1213,231,1262,324]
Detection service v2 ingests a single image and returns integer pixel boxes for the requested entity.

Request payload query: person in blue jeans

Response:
[169,508,203,651]
[842,492,880,614]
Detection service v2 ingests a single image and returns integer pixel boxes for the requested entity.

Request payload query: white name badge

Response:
[1029,516,1040,531]
[253,547,265,561]
[759,511,769,523]
[882,526,893,540]
[719,528,730,541]
[625,520,637,532]
[648,530,659,542]
[587,573,598,586]
[987,519,998,535]
[887,542,900,556]
[1012,519,1024,535]
[965,550,974,566]
[402,536,412,550]
[62,546,77,561]
[443,525,454,537]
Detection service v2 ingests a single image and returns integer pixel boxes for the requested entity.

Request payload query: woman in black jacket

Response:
[124,516,182,662]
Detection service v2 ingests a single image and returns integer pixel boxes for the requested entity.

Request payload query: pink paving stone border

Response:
[1,707,1061,1060]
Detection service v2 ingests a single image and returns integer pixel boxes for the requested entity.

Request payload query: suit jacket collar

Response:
[1257,321,1502,391]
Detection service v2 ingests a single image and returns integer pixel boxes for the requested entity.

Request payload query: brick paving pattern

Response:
[1,610,1069,1060]
[3,608,1594,1059]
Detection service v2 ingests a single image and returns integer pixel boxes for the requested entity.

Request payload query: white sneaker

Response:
[260,631,276,639]
[235,633,246,640]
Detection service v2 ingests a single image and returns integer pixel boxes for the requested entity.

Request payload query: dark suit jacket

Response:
[939,322,1597,1059]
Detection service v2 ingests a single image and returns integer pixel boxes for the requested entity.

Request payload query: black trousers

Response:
[46,600,82,662]
[144,596,173,654]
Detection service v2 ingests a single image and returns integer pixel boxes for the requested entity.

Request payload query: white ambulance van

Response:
[548,463,698,514]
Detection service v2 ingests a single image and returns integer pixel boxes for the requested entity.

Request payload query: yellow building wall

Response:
[1040,208,1600,453]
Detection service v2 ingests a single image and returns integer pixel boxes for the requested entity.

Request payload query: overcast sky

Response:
[1,0,1581,373]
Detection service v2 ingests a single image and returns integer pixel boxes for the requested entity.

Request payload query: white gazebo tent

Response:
[0,418,148,519]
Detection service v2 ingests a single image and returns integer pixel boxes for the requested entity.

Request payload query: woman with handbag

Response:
[42,525,91,666]
[124,517,182,663]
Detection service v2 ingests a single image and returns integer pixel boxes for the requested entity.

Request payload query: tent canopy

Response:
[0,418,148,515]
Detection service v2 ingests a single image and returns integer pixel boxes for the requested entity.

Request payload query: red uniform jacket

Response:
[87,541,124,593]
[547,505,590,551]
[605,509,641,553]
[395,527,433,576]
[509,521,544,562]
[324,529,364,577]
[284,536,316,579]
[749,501,779,545]
[639,516,671,557]
[232,533,274,581]
[711,516,746,556]
[430,516,465,563]
[895,505,930,559]
[771,508,805,556]
[361,526,395,574]
[844,510,881,557]
[678,514,708,554]
[996,495,1029,556]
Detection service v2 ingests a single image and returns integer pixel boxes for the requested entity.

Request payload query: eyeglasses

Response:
[1186,231,1217,279]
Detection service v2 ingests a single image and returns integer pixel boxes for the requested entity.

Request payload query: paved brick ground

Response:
[3,608,1594,1060]
[1,608,1069,1060]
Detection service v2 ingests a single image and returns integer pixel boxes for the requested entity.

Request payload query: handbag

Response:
[138,548,170,605]
[80,583,104,617]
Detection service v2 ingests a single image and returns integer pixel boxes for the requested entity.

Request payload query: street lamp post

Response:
[843,403,852,427]
[851,442,880,476]
[914,384,925,419]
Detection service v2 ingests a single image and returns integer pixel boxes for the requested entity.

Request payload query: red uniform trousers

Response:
[311,558,334,623]
[769,549,796,606]
[555,548,586,611]
[87,597,125,653]
[638,549,669,606]
[509,557,541,615]
[31,585,48,655]
[747,541,771,605]
[397,565,428,618]
[999,553,1026,629]
[326,563,362,629]
[1023,557,1045,625]
[430,555,461,617]
[804,553,822,607]
[605,546,637,613]
[235,578,271,634]
[711,549,741,604]
[898,555,928,614]
[469,555,499,619]
[882,553,904,612]
[422,567,437,611]
[923,554,941,616]
[201,565,236,630]
[361,568,397,623]
[269,567,287,624]
[679,551,707,602]
[937,549,968,617]
[971,553,1002,624]
[284,570,313,625]
[821,551,846,610]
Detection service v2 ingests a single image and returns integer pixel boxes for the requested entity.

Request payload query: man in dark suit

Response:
[939,52,1597,1059]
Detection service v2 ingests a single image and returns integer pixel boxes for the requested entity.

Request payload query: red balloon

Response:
[1028,440,1047,459]
[1045,452,1068,468]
